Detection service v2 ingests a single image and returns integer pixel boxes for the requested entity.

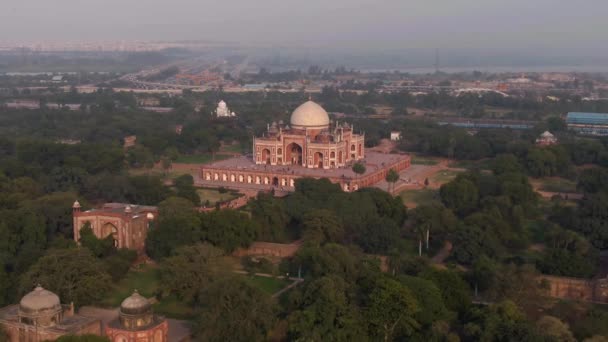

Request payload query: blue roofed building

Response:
[566,112,608,136]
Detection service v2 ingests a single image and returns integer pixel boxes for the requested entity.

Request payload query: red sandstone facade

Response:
[202,153,410,192]
[105,320,168,342]
[72,202,157,255]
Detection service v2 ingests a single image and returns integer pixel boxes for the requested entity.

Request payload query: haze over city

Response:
[2,0,607,53]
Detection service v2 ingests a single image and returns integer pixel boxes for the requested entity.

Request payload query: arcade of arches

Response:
[72,202,158,255]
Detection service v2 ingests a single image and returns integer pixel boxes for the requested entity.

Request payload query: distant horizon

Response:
[2,0,608,54]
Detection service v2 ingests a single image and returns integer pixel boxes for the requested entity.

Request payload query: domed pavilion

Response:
[105,290,168,342]
[253,100,365,169]
[0,285,101,342]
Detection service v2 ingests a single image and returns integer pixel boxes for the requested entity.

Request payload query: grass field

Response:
[101,265,160,307]
[99,265,195,319]
[411,155,440,165]
[449,159,493,170]
[243,275,290,295]
[399,189,440,207]
[100,263,290,319]
[128,168,192,179]
[537,177,578,193]
[431,169,462,184]
[175,153,232,164]
[220,143,244,153]
[197,188,240,205]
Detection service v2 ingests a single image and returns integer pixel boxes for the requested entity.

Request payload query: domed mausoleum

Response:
[0,285,101,341]
[105,290,168,342]
[253,100,365,169]
[201,99,411,192]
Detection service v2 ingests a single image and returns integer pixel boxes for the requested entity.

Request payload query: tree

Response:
[78,223,115,258]
[440,176,479,216]
[352,162,366,178]
[159,243,230,304]
[292,244,360,281]
[194,277,276,342]
[287,275,366,340]
[463,300,538,342]
[536,316,575,342]
[174,174,200,205]
[525,148,558,177]
[160,157,172,176]
[398,275,451,328]
[200,210,257,253]
[420,269,471,314]
[356,216,401,254]
[492,154,523,175]
[385,169,400,194]
[249,192,290,242]
[409,204,457,255]
[19,248,111,307]
[301,209,344,245]
[146,197,201,259]
[365,277,419,341]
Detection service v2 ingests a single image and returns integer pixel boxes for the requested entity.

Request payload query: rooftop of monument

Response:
[82,203,158,215]
[203,151,409,179]
[0,304,98,332]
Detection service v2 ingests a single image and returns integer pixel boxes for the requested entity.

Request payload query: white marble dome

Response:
[290,101,330,129]
[19,285,61,313]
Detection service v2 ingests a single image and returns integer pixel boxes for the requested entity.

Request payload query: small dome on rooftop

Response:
[19,285,61,313]
[120,290,151,315]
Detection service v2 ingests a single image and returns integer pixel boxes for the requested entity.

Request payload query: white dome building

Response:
[215,100,236,118]
[253,100,365,169]
[290,101,330,129]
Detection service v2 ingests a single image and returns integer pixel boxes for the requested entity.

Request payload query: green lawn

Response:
[449,159,493,170]
[175,154,232,164]
[197,188,240,205]
[431,169,462,184]
[128,168,192,179]
[100,265,160,307]
[243,275,290,295]
[537,178,578,193]
[399,189,440,207]
[411,155,440,165]
[99,265,195,319]
[220,143,244,153]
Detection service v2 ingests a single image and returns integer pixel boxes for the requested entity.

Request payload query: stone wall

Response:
[233,240,303,258]
[540,275,608,303]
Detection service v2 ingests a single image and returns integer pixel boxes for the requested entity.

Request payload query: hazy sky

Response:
[1,0,607,52]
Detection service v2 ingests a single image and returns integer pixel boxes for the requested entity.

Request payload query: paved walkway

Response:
[233,270,305,298]
[431,241,453,265]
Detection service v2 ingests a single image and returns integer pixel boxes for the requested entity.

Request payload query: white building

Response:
[390,131,402,141]
[215,100,236,118]
[536,131,558,146]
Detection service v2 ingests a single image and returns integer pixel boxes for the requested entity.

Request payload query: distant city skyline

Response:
[1,0,607,54]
